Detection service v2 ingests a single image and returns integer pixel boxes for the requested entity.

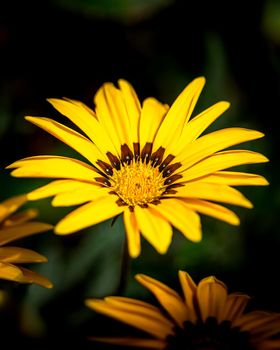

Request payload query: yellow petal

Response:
[180,150,269,182]
[0,263,52,288]
[235,311,280,337]
[90,337,166,349]
[0,247,47,263]
[197,276,228,323]
[0,262,23,281]
[195,171,269,186]
[140,98,168,147]
[118,79,141,143]
[177,128,265,167]
[134,207,173,254]
[28,179,91,201]
[123,209,141,258]
[178,271,197,322]
[0,222,53,246]
[223,293,250,321]
[258,340,280,350]
[64,97,96,117]
[25,116,107,165]
[55,195,124,235]
[182,199,240,226]
[154,77,205,151]
[86,297,174,339]
[94,83,132,151]
[175,101,230,150]
[52,186,107,207]
[16,266,53,288]
[135,274,188,327]
[152,199,202,242]
[175,183,253,208]
[0,195,27,223]
[48,98,117,155]
[3,208,38,227]
[8,156,97,182]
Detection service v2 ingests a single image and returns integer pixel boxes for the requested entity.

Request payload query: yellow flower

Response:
[86,271,280,350]
[7,78,268,257]
[0,195,53,288]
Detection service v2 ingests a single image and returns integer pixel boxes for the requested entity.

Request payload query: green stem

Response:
[116,234,130,295]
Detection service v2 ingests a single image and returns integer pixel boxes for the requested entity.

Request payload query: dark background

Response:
[0,0,280,348]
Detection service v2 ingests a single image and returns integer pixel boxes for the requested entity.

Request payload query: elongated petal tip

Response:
[129,248,141,259]
[85,298,101,310]
[244,201,254,209]
[199,275,227,288]
[5,162,17,169]
[54,224,73,235]
[194,76,206,85]
[24,116,35,122]
[189,231,202,242]
[44,281,54,289]
[220,101,231,108]
[230,217,241,226]
[135,274,148,284]
[37,223,54,232]
[46,98,59,104]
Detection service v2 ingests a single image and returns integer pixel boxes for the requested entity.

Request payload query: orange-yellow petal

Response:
[86,297,174,339]
[0,222,53,246]
[0,195,27,223]
[154,77,205,151]
[181,199,240,226]
[197,276,228,323]
[123,209,141,258]
[134,207,173,254]
[25,116,107,164]
[178,271,197,322]
[0,247,47,263]
[152,199,202,242]
[180,150,268,182]
[8,156,98,181]
[55,195,124,235]
[175,183,253,208]
[136,274,188,327]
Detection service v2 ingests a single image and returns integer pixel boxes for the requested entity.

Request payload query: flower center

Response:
[111,161,165,207]
[94,143,183,208]
[166,318,253,350]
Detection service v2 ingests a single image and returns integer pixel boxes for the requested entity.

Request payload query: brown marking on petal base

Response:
[150,147,165,167]
[151,199,161,205]
[133,142,140,160]
[106,152,121,170]
[164,174,182,185]
[109,191,117,195]
[95,177,111,187]
[163,189,177,195]
[162,162,182,178]
[121,144,134,164]
[141,142,153,163]
[159,154,175,172]
[96,160,113,176]
[139,203,149,208]
[116,198,127,207]
[129,206,134,212]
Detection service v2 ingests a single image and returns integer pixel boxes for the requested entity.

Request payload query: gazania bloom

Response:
[0,195,53,288]
[86,271,280,350]
[7,78,268,257]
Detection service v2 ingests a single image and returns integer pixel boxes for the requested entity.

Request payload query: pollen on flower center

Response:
[111,161,166,207]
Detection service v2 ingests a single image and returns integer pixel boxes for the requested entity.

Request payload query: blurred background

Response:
[0,0,280,348]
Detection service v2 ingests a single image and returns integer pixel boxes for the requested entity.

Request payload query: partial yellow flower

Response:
[86,271,280,350]
[0,195,53,288]
[7,78,268,257]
